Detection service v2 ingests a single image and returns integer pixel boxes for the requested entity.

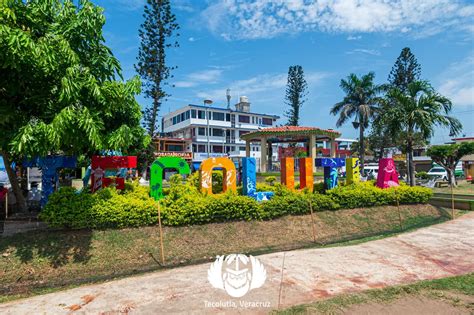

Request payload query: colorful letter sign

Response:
[345,158,360,185]
[281,157,314,191]
[24,156,77,207]
[91,156,137,192]
[150,157,190,200]
[376,158,399,188]
[199,157,236,195]
[242,157,274,201]
[316,158,345,190]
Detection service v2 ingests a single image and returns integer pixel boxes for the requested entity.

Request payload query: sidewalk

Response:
[1,213,473,314]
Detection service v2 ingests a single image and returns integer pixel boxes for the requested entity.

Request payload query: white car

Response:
[427,167,448,180]
[363,165,378,179]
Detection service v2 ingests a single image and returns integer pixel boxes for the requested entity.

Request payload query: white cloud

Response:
[175,69,223,88]
[346,48,381,56]
[347,35,362,40]
[201,0,474,40]
[196,71,330,103]
[438,56,474,107]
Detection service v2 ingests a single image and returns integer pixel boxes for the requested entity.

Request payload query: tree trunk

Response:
[359,124,365,174]
[1,152,27,212]
[407,144,415,187]
[447,169,456,187]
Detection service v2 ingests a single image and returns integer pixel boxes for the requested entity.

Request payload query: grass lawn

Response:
[432,180,474,195]
[0,204,463,303]
[277,273,474,314]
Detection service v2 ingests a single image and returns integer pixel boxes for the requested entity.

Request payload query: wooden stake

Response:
[395,189,403,230]
[157,201,165,265]
[308,199,317,243]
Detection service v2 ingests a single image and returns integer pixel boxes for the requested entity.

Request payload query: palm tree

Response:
[330,72,384,173]
[385,81,462,186]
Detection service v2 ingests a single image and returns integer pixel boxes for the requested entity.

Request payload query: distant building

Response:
[160,96,279,170]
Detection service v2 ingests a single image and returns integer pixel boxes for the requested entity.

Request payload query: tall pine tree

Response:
[285,65,308,126]
[388,47,421,92]
[136,0,179,138]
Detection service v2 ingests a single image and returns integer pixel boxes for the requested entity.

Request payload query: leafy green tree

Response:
[427,142,474,186]
[285,65,307,126]
[330,72,384,173]
[135,0,179,138]
[385,81,462,186]
[388,47,421,92]
[0,0,149,211]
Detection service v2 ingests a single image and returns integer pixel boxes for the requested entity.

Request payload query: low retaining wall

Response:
[1,220,48,237]
[429,194,474,211]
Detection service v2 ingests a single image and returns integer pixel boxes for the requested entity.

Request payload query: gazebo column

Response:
[260,137,268,173]
[267,140,273,171]
[330,139,337,158]
[309,134,317,171]
[245,140,251,157]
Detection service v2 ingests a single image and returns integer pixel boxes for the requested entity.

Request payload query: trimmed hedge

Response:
[41,177,433,229]
[40,184,157,229]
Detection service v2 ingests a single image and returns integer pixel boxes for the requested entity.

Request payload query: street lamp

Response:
[204,99,213,158]
[226,88,231,109]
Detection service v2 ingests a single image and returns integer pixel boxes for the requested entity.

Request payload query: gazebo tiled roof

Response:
[240,126,341,140]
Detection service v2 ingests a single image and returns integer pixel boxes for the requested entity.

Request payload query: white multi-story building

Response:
[161,96,280,169]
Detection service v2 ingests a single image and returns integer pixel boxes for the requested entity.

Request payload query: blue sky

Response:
[95,0,473,144]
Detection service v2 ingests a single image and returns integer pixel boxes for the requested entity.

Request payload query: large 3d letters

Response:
[199,157,236,195]
[24,156,77,207]
[91,156,137,192]
[242,157,274,201]
[150,157,190,200]
[376,158,399,188]
[345,158,360,185]
[316,158,345,190]
[281,157,314,191]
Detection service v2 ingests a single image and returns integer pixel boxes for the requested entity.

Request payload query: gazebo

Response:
[240,126,341,172]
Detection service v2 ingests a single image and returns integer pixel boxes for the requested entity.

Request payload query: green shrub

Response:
[40,187,95,229]
[416,171,429,179]
[41,186,158,229]
[41,177,432,228]
[265,176,277,185]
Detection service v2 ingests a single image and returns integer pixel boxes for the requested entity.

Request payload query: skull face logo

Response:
[208,254,267,298]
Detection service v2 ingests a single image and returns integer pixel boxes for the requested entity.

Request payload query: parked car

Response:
[363,165,378,180]
[427,163,463,180]
[427,167,448,180]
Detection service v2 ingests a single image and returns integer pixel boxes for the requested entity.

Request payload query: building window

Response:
[173,116,177,124]
[191,109,196,118]
[238,115,250,123]
[226,113,231,121]
[262,117,273,125]
[239,130,249,137]
[198,127,206,136]
[251,116,255,124]
[213,112,225,121]
[212,145,223,153]
[239,146,246,151]
[198,110,205,119]
[185,110,190,120]
[167,144,183,152]
[212,128,224,137]
[197,145,206,153]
